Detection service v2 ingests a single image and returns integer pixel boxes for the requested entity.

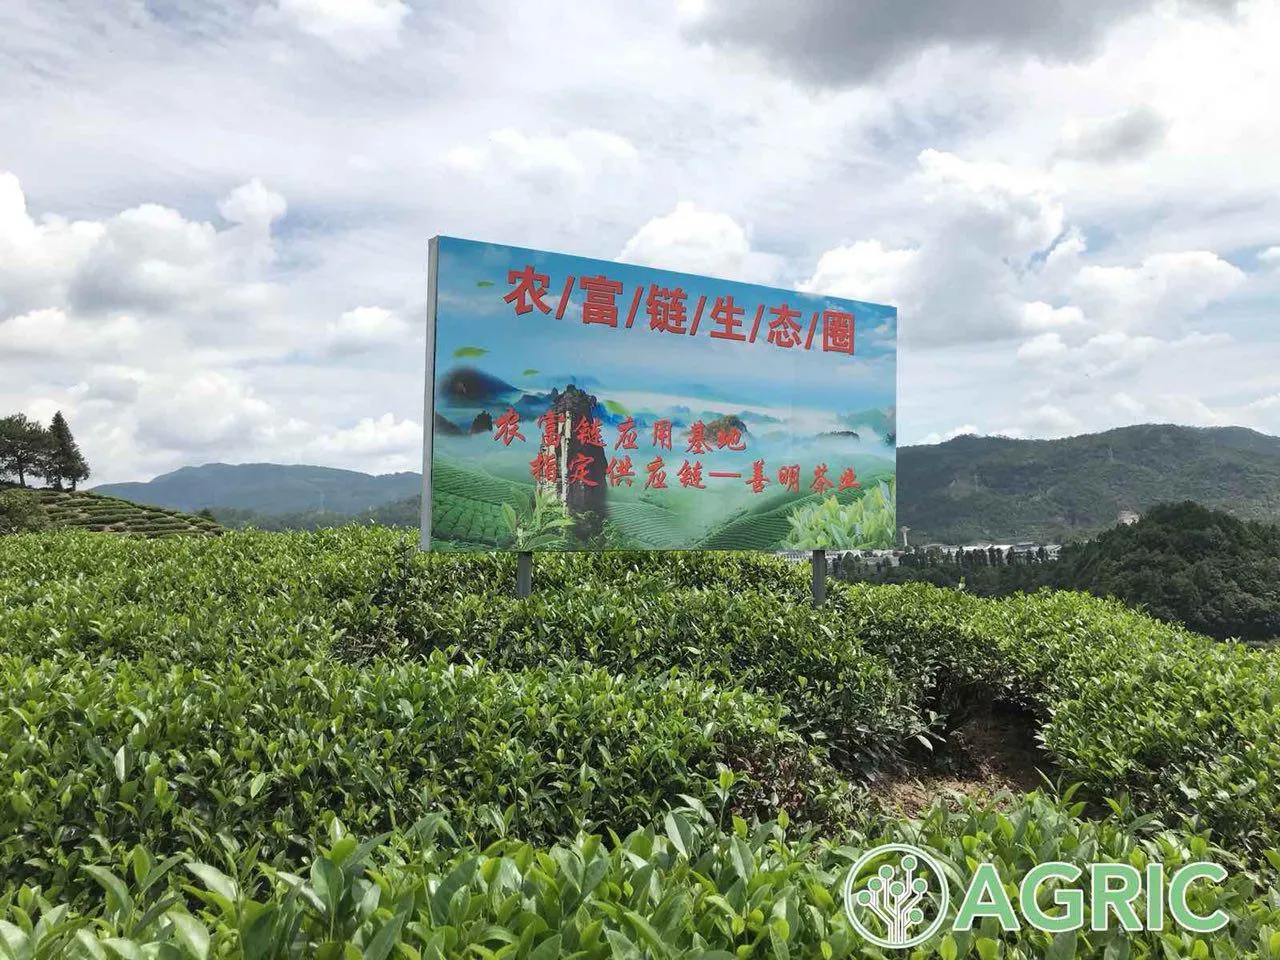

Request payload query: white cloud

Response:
[70,367,148,405]
[268,0,410,60]
[617,201,783,283]
[0,172,106,318]
[218,178,288,228]
[304,413,421,460]
[0,173,289,334]
[3,0,1279,480]
[1071,251,1245,332]
[1056,105,1168,162]
[917,424,980,445]
[1020,301,1086,331]
[134,371,280,451]
[800,240,917,305]
[0,308,141,359]
[445,129,639,184]
[1017,332,1068,363]
[324,306,412,354]
[680,0,1240,87]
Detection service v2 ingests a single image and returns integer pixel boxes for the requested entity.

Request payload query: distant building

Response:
[1117,510,1140,526]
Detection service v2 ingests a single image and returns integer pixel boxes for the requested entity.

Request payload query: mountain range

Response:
[93,463,421,516]
[91,423,1280,543]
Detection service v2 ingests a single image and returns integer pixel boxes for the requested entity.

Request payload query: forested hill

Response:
[899,423,1280,543]
[93,462,421,516]
[843,501,1280,644]
[90,423,1280,543]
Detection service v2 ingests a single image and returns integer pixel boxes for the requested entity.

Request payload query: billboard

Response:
[421,236,897,552]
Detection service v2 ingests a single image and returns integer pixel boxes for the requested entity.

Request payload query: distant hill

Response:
[92,463,421,515]
[1,485,222,537]
[899,423,1280,543]
[840,500,1280,644]
[89,424,1280,542]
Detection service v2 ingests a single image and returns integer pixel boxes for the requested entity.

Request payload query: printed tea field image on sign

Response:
[421,236,898,552]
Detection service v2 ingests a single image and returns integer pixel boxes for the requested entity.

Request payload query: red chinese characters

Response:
[646,286,688,334]
[777,464,800,493]
[537,410,564,448]
[766,304,803,349]
[529,450,556,482]
[607,455,635,487]
[503,266,551,315]
[822,309,855,354]
[714,426,746,451]
[528,437,867,500]
[677,460,705,489]
[615,417,638,450]
[644,456,668,489]
[651,418,673,450]
[567,452,598,486]
[575,415,605,447]
[493,408,525,445]
[580,275,624,327]
[498,263,864,360]
[811,463,835,494]
[685,421,713,455]
[708,295,746,342]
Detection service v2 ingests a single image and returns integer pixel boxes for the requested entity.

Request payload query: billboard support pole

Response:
[516,551,533,597]
[811,550,826,607]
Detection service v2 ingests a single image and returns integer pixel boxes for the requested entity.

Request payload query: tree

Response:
[0,489,48,534]
[0,414,51,487]
[43,411,90,490]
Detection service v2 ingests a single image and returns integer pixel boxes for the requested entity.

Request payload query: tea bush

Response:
[0,647,856,901]
[386,585,923,771]
[6,526,1280,956]
[825,583,1280,851]
[4,793,1277,959]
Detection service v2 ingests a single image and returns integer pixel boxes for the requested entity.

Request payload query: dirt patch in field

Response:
[873,704,1055,817]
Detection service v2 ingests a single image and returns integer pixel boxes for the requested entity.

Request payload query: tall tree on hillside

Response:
[0,414,51,488]
[43,411,90,490]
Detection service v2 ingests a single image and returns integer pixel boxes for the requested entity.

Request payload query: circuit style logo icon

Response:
[842,843,951,949]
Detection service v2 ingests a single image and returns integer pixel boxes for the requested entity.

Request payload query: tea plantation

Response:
[2,526,1280,958]
[0,487,222,537]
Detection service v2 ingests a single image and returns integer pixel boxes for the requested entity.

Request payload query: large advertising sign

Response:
[421,236,897,552]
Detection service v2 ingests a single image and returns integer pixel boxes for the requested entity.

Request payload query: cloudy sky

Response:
[2,0,1278,484]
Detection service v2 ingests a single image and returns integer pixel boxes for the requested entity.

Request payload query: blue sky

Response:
[1,0,1277,483]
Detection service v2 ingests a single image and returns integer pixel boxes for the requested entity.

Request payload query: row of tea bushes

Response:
[6,528,1280,852]
[0,528,409,664]
[1,650,850,902]
[825,583,1280,853]
[4,793,1276,959]
[0,530,924,782]
[0,528,808,665]
[387,586,924,772]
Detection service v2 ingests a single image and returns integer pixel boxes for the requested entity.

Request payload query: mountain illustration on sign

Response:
[433,412,465,436]
[705,414,750,439]
[536,384,608,541]
[439,366,520,407]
